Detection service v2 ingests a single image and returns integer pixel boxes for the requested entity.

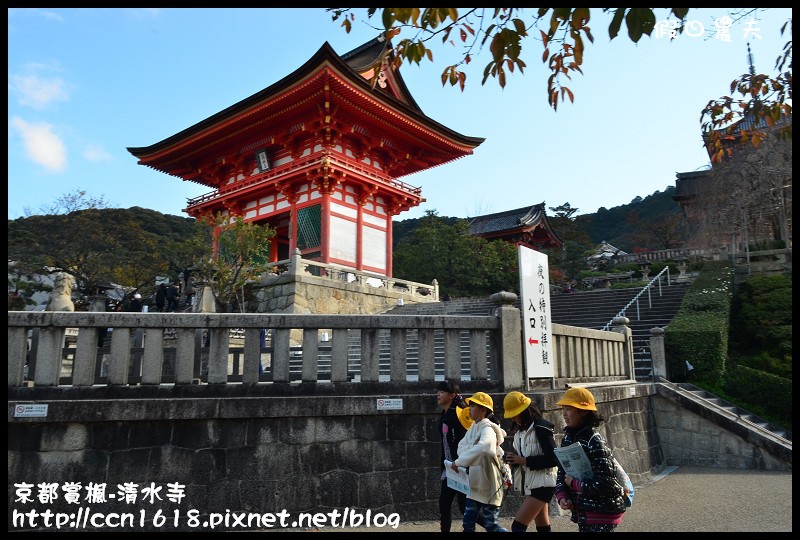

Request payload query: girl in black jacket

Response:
[554,387,626,532]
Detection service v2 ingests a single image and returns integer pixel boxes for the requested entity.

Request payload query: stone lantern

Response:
[637,258,651,281]
[675,256,690,283]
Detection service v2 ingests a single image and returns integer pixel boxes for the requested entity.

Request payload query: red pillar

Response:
[289,200,297,254]
[356,203,364,271]
[386,216,393,277]
[321,193,331,264]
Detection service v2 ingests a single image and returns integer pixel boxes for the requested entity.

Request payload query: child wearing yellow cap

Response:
[450,392,508,532]
[554,387,627,532]
[502,391,559,533]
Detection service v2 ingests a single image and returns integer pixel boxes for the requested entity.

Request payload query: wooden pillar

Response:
[386,215,393,277]
[321,192,331,264]
[356,202,364,271]
[270,238,279,262]
[289,199,298,254]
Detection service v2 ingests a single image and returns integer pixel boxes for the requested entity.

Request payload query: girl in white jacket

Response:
[502,391,559,533]
[451,392,508,532]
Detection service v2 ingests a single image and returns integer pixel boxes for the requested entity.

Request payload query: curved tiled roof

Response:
[468,202,563,248]
[128,39,482,168]
[340,36,423,113]
[468,203,547,235]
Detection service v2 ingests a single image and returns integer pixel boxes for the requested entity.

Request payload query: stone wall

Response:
[7,384,790,532]
[653,391,790,470]
[251,271,437,316]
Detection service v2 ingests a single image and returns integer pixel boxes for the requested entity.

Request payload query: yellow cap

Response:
[465,391,494,412]
[555,387,597,411]
[503,391,531,418]
[456,405,474,430]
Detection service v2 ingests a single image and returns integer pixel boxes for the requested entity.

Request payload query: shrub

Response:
[723,365,792,430]
[664,262,733,385]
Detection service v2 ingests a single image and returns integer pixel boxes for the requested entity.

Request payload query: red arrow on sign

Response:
[528,337,539,345]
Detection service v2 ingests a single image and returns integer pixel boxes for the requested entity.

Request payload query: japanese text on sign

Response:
[518,246,554,379]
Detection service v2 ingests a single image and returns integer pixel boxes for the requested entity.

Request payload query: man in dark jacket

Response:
[437,380,472,533]
[128,293,144,312]
[155,284,167,312]
[166,283,179,312]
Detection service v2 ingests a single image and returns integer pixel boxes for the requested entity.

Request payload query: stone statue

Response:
[46,272,75,312]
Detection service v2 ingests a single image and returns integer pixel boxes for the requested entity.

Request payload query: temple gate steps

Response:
[386,281,692,382]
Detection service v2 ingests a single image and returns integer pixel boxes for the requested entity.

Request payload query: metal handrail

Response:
[601,266,671,331]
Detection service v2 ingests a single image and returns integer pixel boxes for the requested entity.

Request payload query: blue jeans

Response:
[463,498,507,532]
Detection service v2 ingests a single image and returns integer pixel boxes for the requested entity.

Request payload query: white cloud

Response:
[83,144,112,162]
[9,72,69,110]
[10,117,68,173]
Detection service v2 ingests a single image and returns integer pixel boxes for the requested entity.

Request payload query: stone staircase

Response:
[549,282,692,380]
[386,281,692,382]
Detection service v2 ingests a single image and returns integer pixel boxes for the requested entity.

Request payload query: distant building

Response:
[468,203,562,251]
[673,44,792,252]
[585,241,627,270]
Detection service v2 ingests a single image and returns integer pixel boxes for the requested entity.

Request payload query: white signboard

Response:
[518,246,555,379]
[446,466,471,496]
[376,398,403,410]
[14,404,49,418]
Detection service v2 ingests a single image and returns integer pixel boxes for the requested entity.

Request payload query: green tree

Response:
[8,209,170,306]
[478,239,520,295]
[7,261,50,310]
[729,273,791,378]
[393,210,518,297]
[625,209,686,250]
[189,213,275,313]
[330,8,791,153]
[546,202,592,281]
[28,188,113,217]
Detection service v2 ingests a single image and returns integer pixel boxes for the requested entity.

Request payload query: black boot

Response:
[511,520,528,532]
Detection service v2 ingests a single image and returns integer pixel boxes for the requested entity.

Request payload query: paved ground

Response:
[292,465,792,533]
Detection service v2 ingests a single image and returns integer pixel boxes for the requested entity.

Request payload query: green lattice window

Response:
[297,204,321,251]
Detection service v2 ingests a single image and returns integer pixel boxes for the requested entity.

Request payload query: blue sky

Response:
[8,8,792,221]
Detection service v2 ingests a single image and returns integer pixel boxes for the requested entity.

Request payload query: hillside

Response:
[393,186,683,252]
[7,188,682,267]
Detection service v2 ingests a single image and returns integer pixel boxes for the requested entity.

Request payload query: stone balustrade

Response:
[8,303,635,392]
[263,249,439,302]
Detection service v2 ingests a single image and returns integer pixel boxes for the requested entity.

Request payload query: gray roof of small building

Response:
[468,203,547,235]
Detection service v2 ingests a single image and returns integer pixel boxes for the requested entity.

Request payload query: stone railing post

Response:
[490,291,523,390]
[197,283,216,314]
[650,326,666,381]
[290,248,304,276]
[611,316,635,379]
[88,295,107,313]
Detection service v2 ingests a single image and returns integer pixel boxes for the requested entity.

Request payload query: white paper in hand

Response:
[554,444,593,480]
